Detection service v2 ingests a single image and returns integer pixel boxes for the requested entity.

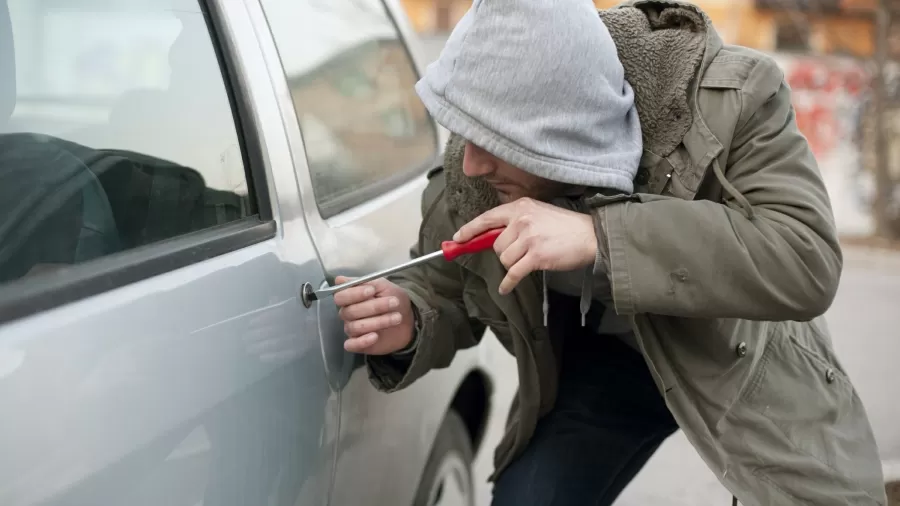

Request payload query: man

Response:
[334,0,887,505]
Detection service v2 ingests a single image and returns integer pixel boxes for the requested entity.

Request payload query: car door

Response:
[250,0,438,314]
[248,1,489,505]
[0,0,338,505]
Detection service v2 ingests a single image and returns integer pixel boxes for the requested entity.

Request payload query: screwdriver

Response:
[307,228,504,302]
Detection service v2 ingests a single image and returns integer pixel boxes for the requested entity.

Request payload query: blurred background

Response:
[396,1,900,504]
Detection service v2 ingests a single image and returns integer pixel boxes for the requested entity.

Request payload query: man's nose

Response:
[462,141,495,177]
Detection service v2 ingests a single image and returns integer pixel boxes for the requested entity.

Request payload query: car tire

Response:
[413,410,475,506]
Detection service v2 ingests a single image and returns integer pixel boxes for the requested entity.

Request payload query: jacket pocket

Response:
[742,328,852,462]
[725,322,884,504]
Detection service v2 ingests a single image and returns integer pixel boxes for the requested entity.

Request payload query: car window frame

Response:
[0,0,276,324]
[261,0,441,220]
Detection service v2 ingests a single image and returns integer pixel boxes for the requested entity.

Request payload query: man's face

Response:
[461,141,570,204]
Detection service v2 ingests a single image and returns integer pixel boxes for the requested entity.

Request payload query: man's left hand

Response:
[454,198,598,294]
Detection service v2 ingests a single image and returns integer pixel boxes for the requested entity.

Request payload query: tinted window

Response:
[259,0,438,218]
[0,0,252,284]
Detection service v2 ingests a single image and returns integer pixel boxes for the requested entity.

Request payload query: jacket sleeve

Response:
[591,59,842,321]
[366,175,486,392]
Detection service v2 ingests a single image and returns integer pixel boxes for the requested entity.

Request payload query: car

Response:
[0,0,501,505]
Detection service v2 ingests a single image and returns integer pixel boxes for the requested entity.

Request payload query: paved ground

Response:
[469,245,900,505]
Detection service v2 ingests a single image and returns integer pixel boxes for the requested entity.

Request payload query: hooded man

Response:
[334,1,886,505]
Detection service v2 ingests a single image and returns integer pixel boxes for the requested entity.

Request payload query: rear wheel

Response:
[413,410,474,506]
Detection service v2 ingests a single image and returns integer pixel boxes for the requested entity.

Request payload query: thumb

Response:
[366,277,395,294]
[334,275,393,294]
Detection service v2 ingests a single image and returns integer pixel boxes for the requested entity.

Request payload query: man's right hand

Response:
[334,276,415,355]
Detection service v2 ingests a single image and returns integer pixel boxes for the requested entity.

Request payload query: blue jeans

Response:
[492,297,678,506]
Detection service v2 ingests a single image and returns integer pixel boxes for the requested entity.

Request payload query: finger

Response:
[339,296,401,321]
[364,277,396,295]
[344,312,403,337]
[453,204,516,242]
[337,275,393,292]
[498,237,529,270]
[344,333,379,353]
[333,282,377,307]
[492,225,519,256]
[499,254,537,295]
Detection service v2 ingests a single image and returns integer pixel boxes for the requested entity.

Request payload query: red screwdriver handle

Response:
[440,228,505,262]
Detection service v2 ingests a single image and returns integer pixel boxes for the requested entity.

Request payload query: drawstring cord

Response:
[538,194,600,330]
[542,270,549,327]
[712,158,754,220]
[540,264,593,329]
[579,263,593,327]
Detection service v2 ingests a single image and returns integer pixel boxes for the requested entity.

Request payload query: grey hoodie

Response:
[414,0,642,193]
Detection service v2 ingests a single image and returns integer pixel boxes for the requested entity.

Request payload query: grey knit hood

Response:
[415,0,642,193]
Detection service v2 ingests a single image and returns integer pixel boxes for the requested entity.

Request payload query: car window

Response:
[0,0,252,285]
[258,0,438,218]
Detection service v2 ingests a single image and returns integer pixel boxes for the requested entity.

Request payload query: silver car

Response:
[0,0,498,505]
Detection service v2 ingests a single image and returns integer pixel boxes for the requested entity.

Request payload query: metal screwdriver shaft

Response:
[309,228,504,301]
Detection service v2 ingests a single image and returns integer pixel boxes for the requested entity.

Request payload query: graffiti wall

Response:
[771,53,877,236]
[779,56,868,157]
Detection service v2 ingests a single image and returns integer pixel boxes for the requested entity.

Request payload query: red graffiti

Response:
[787,61,868,96]
[793,103,840,157]
[783,59,868,157]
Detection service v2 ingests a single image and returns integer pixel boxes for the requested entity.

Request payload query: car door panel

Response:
[0,0,339,504]
[0,246,335,506]
[247,1,491,505]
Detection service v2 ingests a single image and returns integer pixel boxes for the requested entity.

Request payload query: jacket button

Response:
[735,342,748,357]
[825,368,836,384]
